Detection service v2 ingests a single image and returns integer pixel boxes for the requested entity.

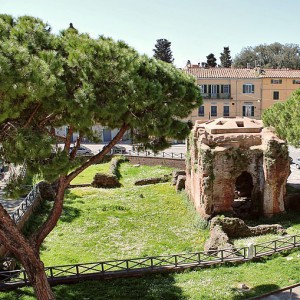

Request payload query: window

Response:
[223,106,230,117]
[271,79,282,84]
[222,85,230,94]
[200,85,207,93]
[198,105,204,116]
[273,91,279,100]
[210,85,218,95]
[211,106,217,117]
[243,84,255,94]
[242,103,254,117]
[293,80,300,84]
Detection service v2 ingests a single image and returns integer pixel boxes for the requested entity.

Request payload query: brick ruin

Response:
[185,117,290,219]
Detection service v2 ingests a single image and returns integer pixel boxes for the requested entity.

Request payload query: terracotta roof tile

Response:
[261,69,300,78]
[183,67,300,79]
[184,67,257,79]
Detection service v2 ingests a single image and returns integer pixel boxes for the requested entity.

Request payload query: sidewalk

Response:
[0,173,23,216]
[255,285,300,299]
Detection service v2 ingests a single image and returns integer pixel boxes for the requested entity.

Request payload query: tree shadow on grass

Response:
[53,274,186,300]
[0,287,36,300]
[60,205,81,223]
[245,210,300,229]
[231,283,280,299]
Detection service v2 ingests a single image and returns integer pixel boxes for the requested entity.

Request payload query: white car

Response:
[111,145,126,154]
[296,158,300,169]
[70,146,93,156]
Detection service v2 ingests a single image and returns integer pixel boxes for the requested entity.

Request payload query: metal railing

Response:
[1,234,300,290]
[126,150,185,160]
[10,185,40,224]
[201,93,231,99]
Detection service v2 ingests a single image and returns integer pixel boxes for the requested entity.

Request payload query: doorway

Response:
[232,171,254,218]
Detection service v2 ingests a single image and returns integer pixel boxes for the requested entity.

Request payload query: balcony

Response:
[201,93,231,99]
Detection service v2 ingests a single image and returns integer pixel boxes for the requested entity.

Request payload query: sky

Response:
[1,0,299,67]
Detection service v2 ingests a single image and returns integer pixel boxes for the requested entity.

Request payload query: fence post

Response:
[274,240,277,252]
[247,243,254,259]
[49,267,54,280]
[126,260,129,271]
[174,255,178,267]
[220,250,224,261]
[23,271,28,284]
[294,235,297,247]
[76,265,79,277]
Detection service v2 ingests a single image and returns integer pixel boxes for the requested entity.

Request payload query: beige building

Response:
[184,65,300,122]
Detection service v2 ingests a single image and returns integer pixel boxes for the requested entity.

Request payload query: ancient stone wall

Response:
[186,118,290,219]
[126,156,185,169]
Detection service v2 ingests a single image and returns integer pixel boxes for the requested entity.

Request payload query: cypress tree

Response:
[206,53,217,68]
[220,46,232,68]
[153,38,174,63]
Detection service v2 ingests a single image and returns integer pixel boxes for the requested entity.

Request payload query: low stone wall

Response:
[0,184,44,257]
[204,216,285,252]
[126,156,185,169]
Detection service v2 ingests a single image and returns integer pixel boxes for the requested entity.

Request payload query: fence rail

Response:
[125,150,185,160]
[1,234,300,290]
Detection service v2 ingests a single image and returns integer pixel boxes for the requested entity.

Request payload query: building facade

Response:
[184,65,300,122]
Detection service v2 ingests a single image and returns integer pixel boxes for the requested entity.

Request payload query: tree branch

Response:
[0,204,36,259]
[24,103,41,128]
[38,113,57,127]
[29,176,67,249]
[66,123,129,185]
[30,123,129,248]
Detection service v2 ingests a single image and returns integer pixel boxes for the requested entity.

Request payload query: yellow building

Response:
[261,69,300,114]
[184,65,300,122]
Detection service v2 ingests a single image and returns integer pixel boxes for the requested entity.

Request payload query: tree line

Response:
[154,38,300,69]
[200,43,300,69]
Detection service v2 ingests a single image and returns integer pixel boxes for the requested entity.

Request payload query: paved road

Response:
[81,142,186,155]
[0,173,24,215]
[258,285,300,299]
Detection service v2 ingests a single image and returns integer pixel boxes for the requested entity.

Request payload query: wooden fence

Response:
[1,234,300,291]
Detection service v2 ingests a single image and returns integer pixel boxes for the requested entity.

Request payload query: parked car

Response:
[296,158,300,169]
[111,145,126,154]
[70,146,93,156]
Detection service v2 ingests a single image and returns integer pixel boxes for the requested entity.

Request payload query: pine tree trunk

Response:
[23,257,55,300]
[0,205,56,299]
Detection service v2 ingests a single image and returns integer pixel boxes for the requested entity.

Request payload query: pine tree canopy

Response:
[0,15,203,298]
[153,38,174,63]
[263,90,300,147]
[206,53,217,68]
[0,15,202,181]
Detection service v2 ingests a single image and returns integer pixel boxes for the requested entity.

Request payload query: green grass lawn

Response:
[41,162,208,266]
[70,163,110,185]
[3,161,300,299]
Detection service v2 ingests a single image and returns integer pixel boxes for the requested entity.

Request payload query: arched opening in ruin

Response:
[232,171,254,218]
